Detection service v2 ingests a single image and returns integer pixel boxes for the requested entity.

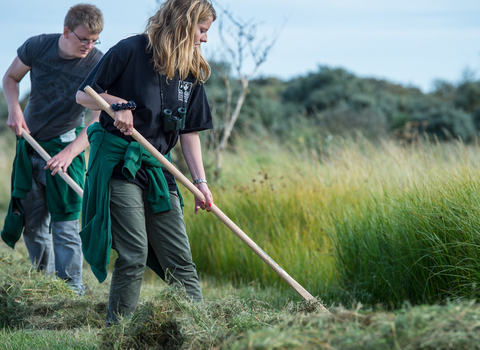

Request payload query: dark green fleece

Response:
[1,132,85,249]
[80,122,182,283]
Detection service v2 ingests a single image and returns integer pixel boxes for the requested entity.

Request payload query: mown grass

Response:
[230,301,480,350]
[0,247,313,349]
[1,329,98,350]
[4,247,480,349]
[0,250,108,330]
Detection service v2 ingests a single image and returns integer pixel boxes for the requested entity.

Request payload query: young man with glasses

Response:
[1,4,104,295]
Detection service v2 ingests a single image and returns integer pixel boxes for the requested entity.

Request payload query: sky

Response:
[1,0,479,98]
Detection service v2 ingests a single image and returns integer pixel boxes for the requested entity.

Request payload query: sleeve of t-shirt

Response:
[78,49,126,94]
[17,35,43,67]
[180,83,213,134]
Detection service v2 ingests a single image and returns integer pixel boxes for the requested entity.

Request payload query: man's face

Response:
[64,24,100,58]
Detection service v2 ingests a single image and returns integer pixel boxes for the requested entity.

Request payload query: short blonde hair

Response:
[64,4,104,34]
[145,0,216,82]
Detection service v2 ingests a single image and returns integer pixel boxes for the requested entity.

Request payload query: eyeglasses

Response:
[71,30,101,46]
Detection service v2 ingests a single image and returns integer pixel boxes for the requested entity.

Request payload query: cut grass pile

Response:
[0,251,107,330]
[230,301,480,350]
[3,242,480,349]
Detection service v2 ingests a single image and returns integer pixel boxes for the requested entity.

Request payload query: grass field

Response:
[183,136,480,307]
[2,133,480,348]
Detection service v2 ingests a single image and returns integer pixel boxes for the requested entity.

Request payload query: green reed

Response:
[333,161,480,307]
[182,136,480,307]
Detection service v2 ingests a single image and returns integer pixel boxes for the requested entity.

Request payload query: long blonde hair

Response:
[145,0,216,82]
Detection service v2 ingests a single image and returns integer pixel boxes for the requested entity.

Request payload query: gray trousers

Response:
[107,179,202,324]
[20,152,84,294]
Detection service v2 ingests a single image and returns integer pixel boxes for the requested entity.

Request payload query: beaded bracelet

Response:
[192,179,207,185]
[111,101,137,111]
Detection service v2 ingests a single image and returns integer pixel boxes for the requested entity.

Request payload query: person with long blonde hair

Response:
[76,0,216,325]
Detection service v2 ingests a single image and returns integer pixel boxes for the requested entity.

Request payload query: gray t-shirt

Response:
[17,34,103,141]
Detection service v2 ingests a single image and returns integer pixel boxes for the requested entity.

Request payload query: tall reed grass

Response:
[182,136,480,307]
[332,139,480,307]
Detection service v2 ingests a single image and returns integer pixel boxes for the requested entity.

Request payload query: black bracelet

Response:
[111,101,137,111]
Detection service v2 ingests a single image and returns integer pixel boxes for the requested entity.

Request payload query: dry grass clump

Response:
[3,246,480,349]
[230,301,480,350]
[100,293,480,350]
[100,286,288,349]
[0,252,107,330]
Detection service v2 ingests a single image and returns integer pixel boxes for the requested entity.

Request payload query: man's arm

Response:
[46,90,137,176]
[3,56,31,136]
[48,89,137,175]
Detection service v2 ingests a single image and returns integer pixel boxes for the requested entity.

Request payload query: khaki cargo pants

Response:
[106,179,202,325]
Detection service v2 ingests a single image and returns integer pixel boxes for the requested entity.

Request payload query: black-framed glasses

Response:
[71,30,101,46]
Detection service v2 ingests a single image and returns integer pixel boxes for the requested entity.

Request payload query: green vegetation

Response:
[183,136,480,308]
[206,65,480,144]
[332,160,480,307]
[1,66,480,348]
[3,250,480,349]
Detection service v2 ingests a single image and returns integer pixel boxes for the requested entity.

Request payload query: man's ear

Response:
[63,27,70,38]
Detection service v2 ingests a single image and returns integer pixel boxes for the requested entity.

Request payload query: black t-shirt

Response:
[79,34,213,189]
[18,34,103,141]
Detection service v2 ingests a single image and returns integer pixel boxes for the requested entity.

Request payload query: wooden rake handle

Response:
[21,129,83,197]
[84,86,323,306]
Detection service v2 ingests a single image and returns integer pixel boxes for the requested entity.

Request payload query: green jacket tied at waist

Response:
[81,122,183,283]
[1,131,85,249]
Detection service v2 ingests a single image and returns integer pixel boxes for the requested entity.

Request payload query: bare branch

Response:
[218,16,236,65]
[210,1,282,178]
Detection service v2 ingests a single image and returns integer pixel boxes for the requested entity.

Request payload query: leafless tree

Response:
[209,3,282,179]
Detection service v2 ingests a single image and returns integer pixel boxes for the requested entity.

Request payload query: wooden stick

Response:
[21,128,83,197]
[84,86,327,309]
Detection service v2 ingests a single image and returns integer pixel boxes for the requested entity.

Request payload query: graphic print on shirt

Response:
[178,81,193,103]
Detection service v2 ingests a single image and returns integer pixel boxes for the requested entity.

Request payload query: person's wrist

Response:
[111,100,137,111]
[192,179,207,185]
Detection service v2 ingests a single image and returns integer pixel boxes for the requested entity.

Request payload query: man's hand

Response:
[45,147,75,176]
[7,108,30,136]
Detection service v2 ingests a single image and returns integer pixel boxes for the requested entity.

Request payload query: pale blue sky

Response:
[1,0,479,97]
